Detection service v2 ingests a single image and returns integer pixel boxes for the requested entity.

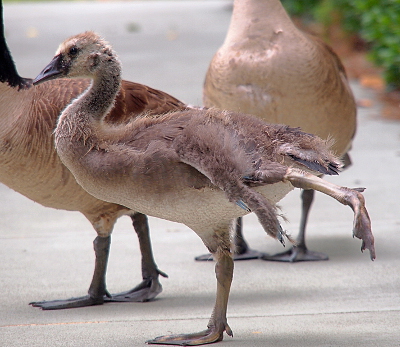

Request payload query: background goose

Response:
[0,1,187,309]
[202,0,357,262]
[33,31,374,345]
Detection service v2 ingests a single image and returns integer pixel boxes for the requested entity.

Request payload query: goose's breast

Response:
[76,167,294,228]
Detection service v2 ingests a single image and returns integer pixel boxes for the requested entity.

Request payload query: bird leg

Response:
[262,189,329,262]
[195,217,260,261]
[282,168,375,260]
[30,213,167,310]
[30,235,112,309]
[147,229,234,345]
[106,212,168,302]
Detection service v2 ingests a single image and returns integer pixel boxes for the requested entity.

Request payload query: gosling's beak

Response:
[33,54,65,85]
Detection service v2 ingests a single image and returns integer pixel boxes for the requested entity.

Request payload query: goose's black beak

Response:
[33,54,65,85]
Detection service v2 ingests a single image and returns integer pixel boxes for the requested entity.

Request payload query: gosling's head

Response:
[33,31,119,85]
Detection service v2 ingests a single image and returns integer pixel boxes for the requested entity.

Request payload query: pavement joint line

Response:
[2,308,398,328]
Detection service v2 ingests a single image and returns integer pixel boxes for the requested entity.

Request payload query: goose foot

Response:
[29,294,107,310]
[105,273,166,302]
[146,326,231,346]
[30,275,165,310]
[261,246,329,262]
[195,249,260,261]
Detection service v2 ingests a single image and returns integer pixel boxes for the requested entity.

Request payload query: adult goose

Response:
[0,1,186,309]
[33,31,374,345]
[202,0,357,262]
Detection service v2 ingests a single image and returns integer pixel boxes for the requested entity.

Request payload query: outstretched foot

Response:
[261,246,328,262]
[147,326,232,346]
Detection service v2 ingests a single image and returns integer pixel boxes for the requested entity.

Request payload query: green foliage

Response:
[281,0,400,90]
[355,0,400,89]
[280,0,320,18]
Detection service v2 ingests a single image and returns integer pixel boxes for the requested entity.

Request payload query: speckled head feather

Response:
[54,31,120,79]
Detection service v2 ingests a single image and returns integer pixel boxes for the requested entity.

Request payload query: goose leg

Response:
[195,218,260,261]
[148,228,234,345]
[30,213,167,309]
[106,212,168,302]
[262,189,329,262]
[30,235,112,309]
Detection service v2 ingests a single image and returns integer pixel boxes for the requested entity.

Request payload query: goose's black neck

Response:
[0,1,32,89]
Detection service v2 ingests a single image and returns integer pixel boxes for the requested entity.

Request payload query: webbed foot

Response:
[261,246,328,262]
[105,273,167,302]
[30,273,167,309]
[147,325,232,346]
[29,294,107,310]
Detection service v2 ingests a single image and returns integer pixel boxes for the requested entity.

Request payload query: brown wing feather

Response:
[106,80,187,124]
[28,78,185,142]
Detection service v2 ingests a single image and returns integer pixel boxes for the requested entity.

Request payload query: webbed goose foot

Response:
[195,218,261,261]
[30,271,167,309]
[261,246,328,262]
[29,294,108,310]
[105,269,167,303]
[146,326,231,346]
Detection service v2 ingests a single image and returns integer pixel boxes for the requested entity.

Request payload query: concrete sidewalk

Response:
[1,1,400,346]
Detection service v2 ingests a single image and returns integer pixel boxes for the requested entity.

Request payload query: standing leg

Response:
[30,235,112,309]
[148,225,234,345]
[107,212,168,302]
[195,217,260,261]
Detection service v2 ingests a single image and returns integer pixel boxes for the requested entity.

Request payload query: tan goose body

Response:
[0,79,184,219]
[0,3,186,308]
[0,79,123,219]
[34,31,374,345]
[0,77,186,308]
[204,0,356,154]
[203,0,357,261]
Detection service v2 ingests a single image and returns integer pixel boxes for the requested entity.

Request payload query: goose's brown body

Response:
[0,77,186,308]
[203,0,357,261]
[1,4,186,307]
[33,31,374,344]
[0,79,185,224]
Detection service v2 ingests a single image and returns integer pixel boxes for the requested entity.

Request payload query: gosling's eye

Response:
[69,47,78,56]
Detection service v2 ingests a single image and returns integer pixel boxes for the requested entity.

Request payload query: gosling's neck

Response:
[56,55,121,147]
[69,60,121,121]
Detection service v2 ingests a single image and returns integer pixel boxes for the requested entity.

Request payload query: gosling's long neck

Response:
[56,55,121,147]
[72,60,121,121]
